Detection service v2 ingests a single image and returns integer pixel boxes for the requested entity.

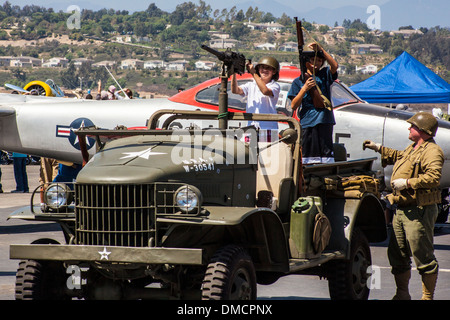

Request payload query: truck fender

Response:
[233,208,290,273]
[343,193,387,257]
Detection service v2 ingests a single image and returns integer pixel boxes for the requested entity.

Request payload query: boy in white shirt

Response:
[231,56,280,131]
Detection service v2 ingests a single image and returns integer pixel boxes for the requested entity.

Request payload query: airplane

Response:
[1,66,450,192]
[5,79,65,97]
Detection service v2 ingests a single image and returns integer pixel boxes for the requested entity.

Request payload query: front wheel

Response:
[15,259,69,300]
[201,245,256,300]
[327,228,371,300]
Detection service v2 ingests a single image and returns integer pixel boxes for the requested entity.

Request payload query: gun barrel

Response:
[201,45,225,61]
[295,17,304,47]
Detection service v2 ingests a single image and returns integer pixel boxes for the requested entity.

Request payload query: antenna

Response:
[104,65,130,99]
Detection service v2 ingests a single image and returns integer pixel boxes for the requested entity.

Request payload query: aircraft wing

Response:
[5,83,30,94]
[0,96,215,163]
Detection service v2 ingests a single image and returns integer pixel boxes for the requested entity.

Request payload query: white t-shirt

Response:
[240,80,280,130]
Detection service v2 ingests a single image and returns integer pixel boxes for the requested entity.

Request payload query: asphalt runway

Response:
[1,164,449,301]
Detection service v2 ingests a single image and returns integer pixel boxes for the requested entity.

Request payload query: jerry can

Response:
[289,196,322,259]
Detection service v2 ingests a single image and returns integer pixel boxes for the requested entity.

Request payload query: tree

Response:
[60,63,78,89]
[146,3,163,17]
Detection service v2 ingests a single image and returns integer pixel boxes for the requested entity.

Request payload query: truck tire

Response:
[201,245,257,300]
[15,260,69,300]
[327,228,371,300]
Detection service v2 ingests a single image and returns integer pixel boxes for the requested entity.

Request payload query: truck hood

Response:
[76,134,250,185]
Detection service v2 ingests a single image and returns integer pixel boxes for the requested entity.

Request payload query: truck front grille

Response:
[75,184,155,247]
[74,183,200,247]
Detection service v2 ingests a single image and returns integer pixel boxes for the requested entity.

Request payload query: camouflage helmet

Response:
[255,56,280,81]
[406,111,438,136]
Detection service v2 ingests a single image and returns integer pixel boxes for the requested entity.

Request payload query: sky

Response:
[2,0,449,30]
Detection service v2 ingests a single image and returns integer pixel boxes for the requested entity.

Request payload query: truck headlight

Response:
[174,185,202,214]
[44,183,73,210]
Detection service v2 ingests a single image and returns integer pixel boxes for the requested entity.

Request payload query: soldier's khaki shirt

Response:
[381,139,444,206]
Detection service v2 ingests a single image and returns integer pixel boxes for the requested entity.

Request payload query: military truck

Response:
[9,110,386,300]
[9,48,387,300]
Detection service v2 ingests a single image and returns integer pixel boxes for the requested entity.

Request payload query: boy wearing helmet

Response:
[231,56,280,131]
[288,42,338,164]
[363,112,443,300]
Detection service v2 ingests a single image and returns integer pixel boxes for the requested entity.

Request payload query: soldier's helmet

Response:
[407,111,438,136]
[255,56,280,81]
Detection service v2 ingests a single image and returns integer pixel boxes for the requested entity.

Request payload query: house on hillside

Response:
[246,22,284,33]
[279,42,297,52]
[195,60,215,71]
[356,64,378,74]
[351,44,383,54]
[208,31,230,39]
[42,57,69,68]
[120,59,144,70]
[166,60,188,71]
[331,26,346,35]
[255,43,276,51]
[390,29,423,39]
[9,56,41,68]
[144,60,165,70]
[72,58,94,68]
[92,60,116,68]
[209,38,239,49]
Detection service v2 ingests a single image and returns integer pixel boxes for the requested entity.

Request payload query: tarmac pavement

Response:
[1,164,450,301]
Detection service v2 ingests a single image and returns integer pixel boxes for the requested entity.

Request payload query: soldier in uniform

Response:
[363,112,443,300]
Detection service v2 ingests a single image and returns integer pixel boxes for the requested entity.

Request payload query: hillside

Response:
[0,2,448,97]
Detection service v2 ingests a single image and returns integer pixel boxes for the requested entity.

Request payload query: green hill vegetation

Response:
[0,1,448,96]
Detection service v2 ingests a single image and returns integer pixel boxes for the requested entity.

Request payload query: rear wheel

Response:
[202,245,256,300]
[327,228,371,300]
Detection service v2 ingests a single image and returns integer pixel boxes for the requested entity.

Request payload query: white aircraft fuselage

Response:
[1,93,450,190]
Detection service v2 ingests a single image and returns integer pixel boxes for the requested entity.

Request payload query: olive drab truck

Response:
[9,46,387,300]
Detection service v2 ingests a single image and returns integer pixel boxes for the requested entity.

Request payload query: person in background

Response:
[95,80,108,100]
[0,165,3,193]
[107,85,117,100]
[124,88,133,99]
[11,152,28,193]
[53,162,82,185]
[39,158,59,209]
[85,89,93,99]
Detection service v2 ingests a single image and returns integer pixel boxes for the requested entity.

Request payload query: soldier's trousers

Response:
[388,204,439,275]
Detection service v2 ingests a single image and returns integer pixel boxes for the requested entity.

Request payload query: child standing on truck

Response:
[231,56,281,134]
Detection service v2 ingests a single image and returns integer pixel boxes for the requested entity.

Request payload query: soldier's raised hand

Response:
[363,140,381,152]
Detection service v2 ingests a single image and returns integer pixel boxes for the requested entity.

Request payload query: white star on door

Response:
[120,147,166,160]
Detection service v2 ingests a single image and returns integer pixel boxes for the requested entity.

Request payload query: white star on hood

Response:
[120,147,166,160]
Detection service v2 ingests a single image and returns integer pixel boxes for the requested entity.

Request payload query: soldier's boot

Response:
[392,270,411,300]
[421,272,438,300]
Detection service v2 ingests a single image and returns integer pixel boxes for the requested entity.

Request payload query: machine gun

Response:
[201,45,246,78]
[295,17,326,109]
[201,45,248,129]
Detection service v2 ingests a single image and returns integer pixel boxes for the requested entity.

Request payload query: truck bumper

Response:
[10,244,204,265]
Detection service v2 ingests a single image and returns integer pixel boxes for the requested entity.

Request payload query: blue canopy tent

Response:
[350,51,450,104]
